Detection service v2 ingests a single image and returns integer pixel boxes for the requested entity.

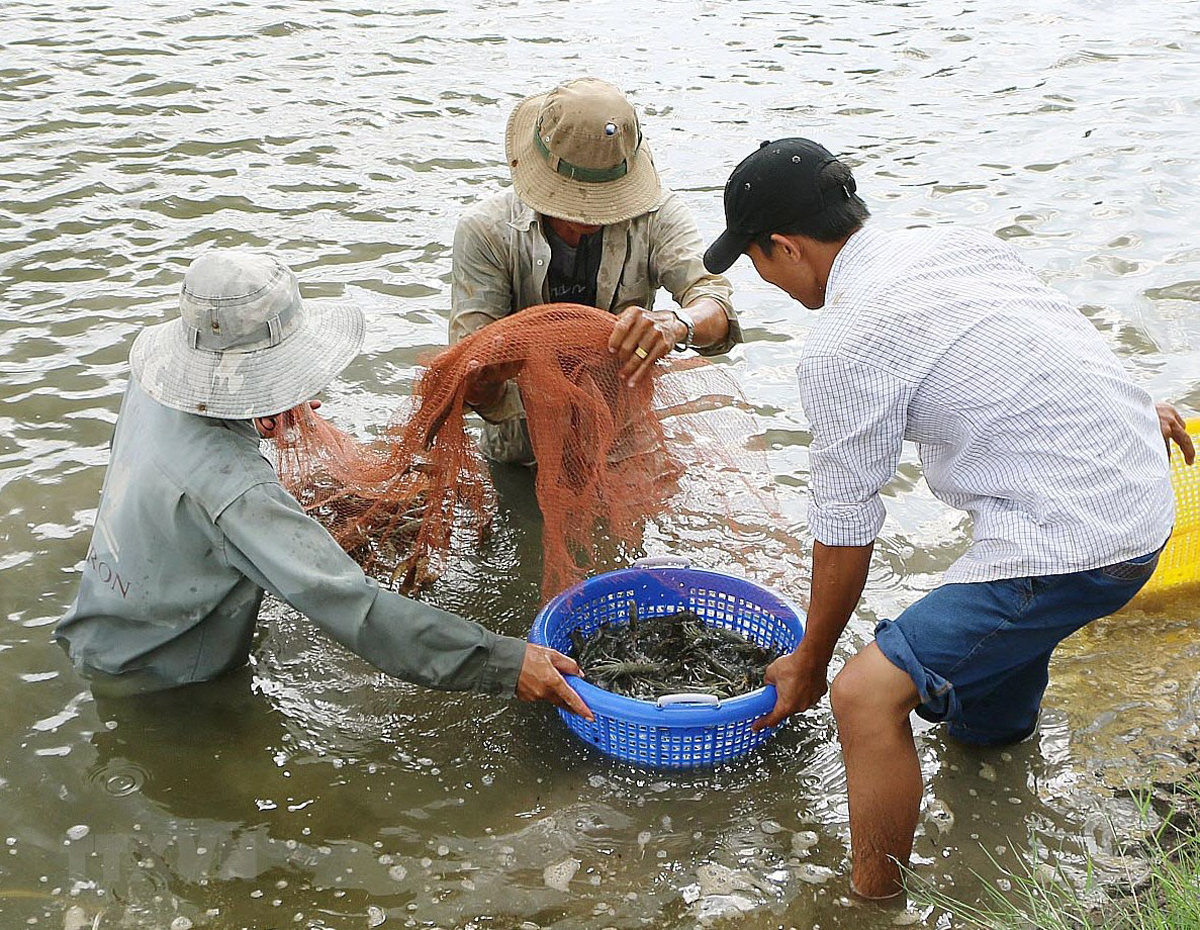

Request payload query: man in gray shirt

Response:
[56,249,592,721]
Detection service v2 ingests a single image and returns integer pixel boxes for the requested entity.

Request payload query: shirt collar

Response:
[509,195,539,231]
[508,200,560,239]
[824,224,884,308]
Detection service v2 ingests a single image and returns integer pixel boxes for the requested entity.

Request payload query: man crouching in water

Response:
[56,248,592,723]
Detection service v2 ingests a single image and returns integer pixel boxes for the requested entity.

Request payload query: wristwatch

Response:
[670,308,696,351]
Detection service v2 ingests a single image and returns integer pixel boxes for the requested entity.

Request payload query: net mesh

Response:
[270,303,795,601]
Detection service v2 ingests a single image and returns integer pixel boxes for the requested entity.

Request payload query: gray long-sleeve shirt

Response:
[55,379,527,694]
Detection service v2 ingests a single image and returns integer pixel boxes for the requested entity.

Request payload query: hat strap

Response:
[533,120,638,183]
[188,301,296,353]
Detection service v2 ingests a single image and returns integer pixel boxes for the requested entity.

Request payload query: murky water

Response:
[3,1,1200,927]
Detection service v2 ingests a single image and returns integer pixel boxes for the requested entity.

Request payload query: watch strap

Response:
[670,308,696,351]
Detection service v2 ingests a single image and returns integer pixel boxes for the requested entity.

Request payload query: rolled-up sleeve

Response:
[449,210,525,423]
[798,355,912,546]
[649,193,742,355]
[217,481,526,694]
[450,210,513,342]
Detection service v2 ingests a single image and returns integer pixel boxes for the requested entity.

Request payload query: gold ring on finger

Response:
[634,346,649,359]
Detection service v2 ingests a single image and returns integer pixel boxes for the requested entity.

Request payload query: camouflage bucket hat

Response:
[505,77,662,226]
[129,250,365,420]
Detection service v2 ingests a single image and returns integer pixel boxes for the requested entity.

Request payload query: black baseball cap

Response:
[703,138,857,274]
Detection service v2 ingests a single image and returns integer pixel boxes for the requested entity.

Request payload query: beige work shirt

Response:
[449,188,741,462]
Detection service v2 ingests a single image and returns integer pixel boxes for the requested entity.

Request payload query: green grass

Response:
[908,782,1200,930]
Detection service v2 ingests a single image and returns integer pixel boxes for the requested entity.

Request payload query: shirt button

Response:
[537,259,544,266]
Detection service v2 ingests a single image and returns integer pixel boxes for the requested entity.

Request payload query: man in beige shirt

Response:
[449,78,742,463]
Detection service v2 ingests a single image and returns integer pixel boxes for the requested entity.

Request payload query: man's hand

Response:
[463,357,524,410]
[608,306,687,387]
[752,540,875,732]
[255,399,321,439]
[515,644,594,721]
[1156,402,1195,465]
[751,648,829,731]
[424,355,524,449]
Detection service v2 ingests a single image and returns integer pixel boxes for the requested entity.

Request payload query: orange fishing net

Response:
[270,303,790,600]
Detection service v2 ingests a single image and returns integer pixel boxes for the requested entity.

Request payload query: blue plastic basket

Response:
[529,557,806,769]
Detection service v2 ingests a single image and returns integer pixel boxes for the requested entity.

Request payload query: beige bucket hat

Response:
[130,250,364,420]
[505,77,662,226]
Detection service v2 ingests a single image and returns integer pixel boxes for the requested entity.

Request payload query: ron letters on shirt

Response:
[84,546,131,599]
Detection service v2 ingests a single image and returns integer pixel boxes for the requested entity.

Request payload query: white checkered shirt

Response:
[799,224,1174,583]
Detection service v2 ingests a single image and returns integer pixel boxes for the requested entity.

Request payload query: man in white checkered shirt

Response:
[704,138,1195,900]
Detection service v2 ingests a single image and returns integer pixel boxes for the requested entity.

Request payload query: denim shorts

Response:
[874,547,1162,746]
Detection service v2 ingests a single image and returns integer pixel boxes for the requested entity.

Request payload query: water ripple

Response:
[2,0,1199,926]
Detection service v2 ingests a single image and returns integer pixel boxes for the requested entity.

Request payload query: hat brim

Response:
[504,92,663,226]
[703,227,753,274]
[129,300,365,420]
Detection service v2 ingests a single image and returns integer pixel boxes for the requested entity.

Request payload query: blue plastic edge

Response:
[529,565,807,730]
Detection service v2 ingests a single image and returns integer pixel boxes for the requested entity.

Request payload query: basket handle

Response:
[633,555,692,570]
[656,692,721,709]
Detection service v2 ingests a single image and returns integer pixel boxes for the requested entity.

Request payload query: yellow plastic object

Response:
[1139,417,1200,596]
